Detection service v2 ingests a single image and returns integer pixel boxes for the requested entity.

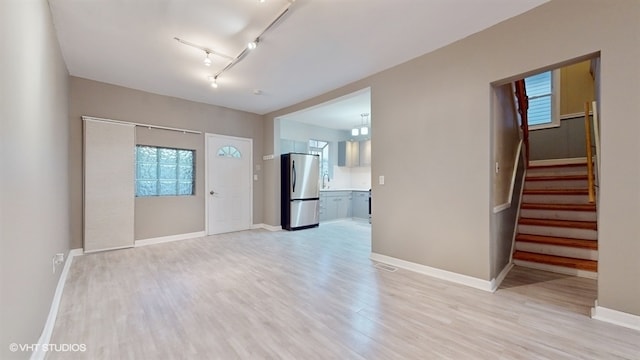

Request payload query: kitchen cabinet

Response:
[359,140,371,166]
[351,191,369,219]
[319,191,352,221]
[338,140,371,167]
[338,141,359,167]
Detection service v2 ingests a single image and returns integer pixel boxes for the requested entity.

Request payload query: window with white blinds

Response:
[524,70,560,129]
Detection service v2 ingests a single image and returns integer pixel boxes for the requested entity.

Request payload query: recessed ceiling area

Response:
[278,88,371,131]
[48,0,549,115]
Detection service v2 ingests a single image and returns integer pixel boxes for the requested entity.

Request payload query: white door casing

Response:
[206,134,253,235]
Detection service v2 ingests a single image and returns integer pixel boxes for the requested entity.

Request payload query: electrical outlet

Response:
[52,253,65,273]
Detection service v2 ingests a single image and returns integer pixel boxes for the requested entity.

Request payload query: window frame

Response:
[309,139,330,179]
[526,69,561,131]
[135,144,196,197]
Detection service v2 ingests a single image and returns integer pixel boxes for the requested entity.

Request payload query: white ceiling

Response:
[48,0,548,117]
[279,87,370,131]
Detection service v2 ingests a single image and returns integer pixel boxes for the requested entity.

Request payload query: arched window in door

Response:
[217,145,242,159]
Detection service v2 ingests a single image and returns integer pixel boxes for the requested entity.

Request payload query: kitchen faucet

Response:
[322,172,330,189]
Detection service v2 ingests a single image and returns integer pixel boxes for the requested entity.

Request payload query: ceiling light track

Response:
[176,0,296,89]
[212,2,293,80]
[173,37,234,61]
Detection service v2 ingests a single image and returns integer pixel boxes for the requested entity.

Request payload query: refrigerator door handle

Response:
[292,160,296,193]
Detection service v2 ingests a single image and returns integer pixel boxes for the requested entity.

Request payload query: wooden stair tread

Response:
[523,188,589,195]
[525,174,588,181]
[513,251,597,272]
[521,203,596,212]
[519,217,597,230]
[527,163,587,170]
[516,234,598,250]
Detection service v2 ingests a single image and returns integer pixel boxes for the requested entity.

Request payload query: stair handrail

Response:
[591,100,601,187]
[584,102,595,203]
[514,79,530,167]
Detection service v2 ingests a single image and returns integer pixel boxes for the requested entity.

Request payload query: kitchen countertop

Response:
[320,188,370,192]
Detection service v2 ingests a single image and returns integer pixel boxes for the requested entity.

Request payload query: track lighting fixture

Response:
[208,76,219,88]
[203,52,212,67]
[175,0,296,90]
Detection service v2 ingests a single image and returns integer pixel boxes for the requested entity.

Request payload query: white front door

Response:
[206,134,253,235]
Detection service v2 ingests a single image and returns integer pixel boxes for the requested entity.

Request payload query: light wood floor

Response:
[49,220,639,359]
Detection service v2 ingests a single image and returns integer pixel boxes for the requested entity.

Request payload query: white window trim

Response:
[529,69,561,131]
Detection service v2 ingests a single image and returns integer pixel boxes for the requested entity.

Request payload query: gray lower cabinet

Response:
[352,191,369,219]
[319,191,352,221]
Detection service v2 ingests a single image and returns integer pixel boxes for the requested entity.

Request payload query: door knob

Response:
[210,191,215,195]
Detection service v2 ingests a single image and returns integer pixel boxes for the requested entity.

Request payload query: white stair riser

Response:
[513,260,597,279]
[527,168,588,177]
[524,179,588,190]
[522,194,591,204]
[520,209,597,222]
[515,242,598,260]
[518,224,597,240]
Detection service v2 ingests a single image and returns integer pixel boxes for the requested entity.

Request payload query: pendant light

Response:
[360,113,369,136]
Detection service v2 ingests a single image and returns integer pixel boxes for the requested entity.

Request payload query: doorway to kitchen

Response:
[276,87,372,243]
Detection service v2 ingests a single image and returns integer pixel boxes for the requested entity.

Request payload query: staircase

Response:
[513,160,598,279]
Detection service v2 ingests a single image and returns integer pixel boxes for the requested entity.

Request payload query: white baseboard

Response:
[490,263,514,292]
[31,248,83,360]
[252,223,282,231]
[591,301,640,331]
[370,253,493,292]
[135,231,205,247]
[529,157,587,166]
[68,248,84,257]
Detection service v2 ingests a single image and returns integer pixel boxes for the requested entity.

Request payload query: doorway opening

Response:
[275,87,372,245]
[490,53,601,316]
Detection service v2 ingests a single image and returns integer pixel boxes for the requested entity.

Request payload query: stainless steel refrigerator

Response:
[281,153,320,230]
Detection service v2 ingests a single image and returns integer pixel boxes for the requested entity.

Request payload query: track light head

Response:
[247,39,258,50]
[203,52,212,66]
[208,75,218,88]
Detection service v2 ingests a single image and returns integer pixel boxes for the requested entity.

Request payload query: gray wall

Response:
[492,83,521,207]
[264,0,640,315]
[70,77,264,247]
[0,0,71,358]
[529,116,594,160]
[135,128,204,240]
[490,83,523,279]
[491,152,525,279]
